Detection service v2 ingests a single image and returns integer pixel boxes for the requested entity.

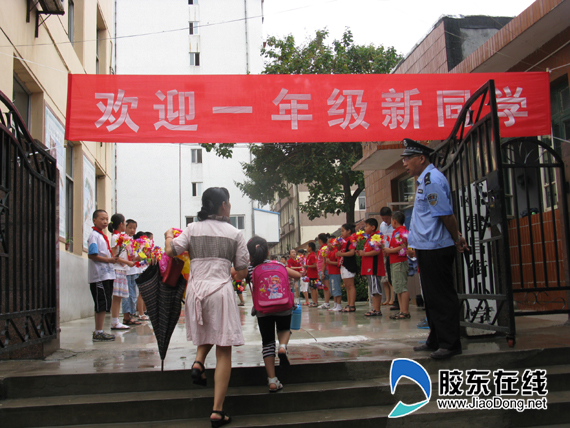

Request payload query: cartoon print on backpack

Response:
[268,275,284,299]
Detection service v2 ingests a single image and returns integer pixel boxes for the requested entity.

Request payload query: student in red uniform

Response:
[384,211,411,320]
[287,249,303,299]
[356,218,385,317]
[305,242,319,307]
[325,239,343,311]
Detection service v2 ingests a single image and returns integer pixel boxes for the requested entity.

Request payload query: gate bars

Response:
[0,91,58,355]
[433,80,570,345]
[433,80,516,343]
[501,137,570,316]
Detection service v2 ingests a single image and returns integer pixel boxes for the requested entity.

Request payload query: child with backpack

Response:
[247,236,301,392]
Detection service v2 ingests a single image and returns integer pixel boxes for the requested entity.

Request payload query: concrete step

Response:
[3,346,570,399]
[3,364,570,428]
[35,391,570,428]
[3,348,570,428]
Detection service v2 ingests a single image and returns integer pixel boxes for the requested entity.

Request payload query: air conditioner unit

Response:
[289,216,294,225]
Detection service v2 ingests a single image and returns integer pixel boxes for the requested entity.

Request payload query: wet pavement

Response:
[1,293,569,378]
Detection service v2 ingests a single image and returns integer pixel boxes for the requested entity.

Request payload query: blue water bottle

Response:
[290,281,302,330]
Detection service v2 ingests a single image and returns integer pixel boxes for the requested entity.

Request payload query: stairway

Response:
[1,347,569,428]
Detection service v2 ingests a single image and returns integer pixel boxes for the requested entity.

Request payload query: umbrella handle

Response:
[161,360,164,372]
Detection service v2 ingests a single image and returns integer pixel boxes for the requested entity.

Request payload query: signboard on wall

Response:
[45,105,66,238]
[82,155,96,250]
[253,208,280,243]
[65,72,551,144]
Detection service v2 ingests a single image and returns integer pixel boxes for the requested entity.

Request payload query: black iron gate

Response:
[501,137,570,317]
[0,91,58,356]
[433,80,570,345]
[434,80,517,344]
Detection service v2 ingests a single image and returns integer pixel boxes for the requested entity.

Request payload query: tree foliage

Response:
[204,29,402,223]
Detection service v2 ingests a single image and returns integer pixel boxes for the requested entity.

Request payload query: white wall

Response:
[115,0,264,247]
[115,0,263,75]
[116,143,254,247]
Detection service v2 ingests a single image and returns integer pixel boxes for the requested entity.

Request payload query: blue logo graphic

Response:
[388,358,432,418]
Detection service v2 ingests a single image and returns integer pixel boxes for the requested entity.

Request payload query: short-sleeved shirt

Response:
[88,230,116,283]
[305,253,318,279]
[380,221,394,243]
[327,247,341,275]
[389,225,409,264]
[360,239,385,277]
[408,164,455,250]
[287,258,302,271]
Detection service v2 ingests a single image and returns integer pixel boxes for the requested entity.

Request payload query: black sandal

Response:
[191,361,207,386]
[210,410,231,428]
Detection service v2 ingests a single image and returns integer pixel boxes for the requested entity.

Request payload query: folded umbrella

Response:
[136,264,187,371]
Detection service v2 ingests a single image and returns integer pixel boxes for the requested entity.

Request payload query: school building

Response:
[353,0,570,316]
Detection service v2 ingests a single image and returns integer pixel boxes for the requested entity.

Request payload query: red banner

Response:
[65,73,550,143]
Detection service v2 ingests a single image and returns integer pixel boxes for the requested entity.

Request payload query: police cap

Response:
[400,138,434,157]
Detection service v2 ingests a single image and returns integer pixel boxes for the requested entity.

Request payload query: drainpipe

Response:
[295,184,301,247]
[243,0,249,74]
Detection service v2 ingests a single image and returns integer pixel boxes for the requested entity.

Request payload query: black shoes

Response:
[430,348,462,360]
[191,361,207,386]
[413,344,435,352]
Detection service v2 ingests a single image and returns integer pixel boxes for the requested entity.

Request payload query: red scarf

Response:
[92,227,112,254]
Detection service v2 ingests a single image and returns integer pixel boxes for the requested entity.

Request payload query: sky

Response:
[262,0,536,57]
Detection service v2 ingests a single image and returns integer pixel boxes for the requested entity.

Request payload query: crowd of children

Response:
[87,210,154,342]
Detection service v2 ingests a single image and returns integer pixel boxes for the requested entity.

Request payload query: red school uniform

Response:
[327,247,341,275]
[389,226,409,264]
[287,257,302,271]
[360,235,386,277]
[305,252,318,279]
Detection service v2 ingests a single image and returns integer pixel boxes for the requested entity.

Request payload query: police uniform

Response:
[404,139,461,353]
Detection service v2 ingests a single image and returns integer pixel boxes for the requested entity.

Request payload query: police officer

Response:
[402,138,469,360]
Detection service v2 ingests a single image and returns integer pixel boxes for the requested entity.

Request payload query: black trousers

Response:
[416,246,461,351]
[257,314,292,347]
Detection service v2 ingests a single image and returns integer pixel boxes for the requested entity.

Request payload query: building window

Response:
[65,142,74,251]
[230,215,245,230]
[191,148,202,163]
[551,77,570,155]
[186,216,198,225]
[192,182,202,197]
[68,0,75,44]
[398,176,415,203]
[539,137,558,211]
[189,22,198,35]
[188,0,197,4]
[190,52,200,66]
[12,76,31,130]
[357,194,366,211]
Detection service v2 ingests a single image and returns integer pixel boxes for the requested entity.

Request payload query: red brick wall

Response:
[509,210,567,310]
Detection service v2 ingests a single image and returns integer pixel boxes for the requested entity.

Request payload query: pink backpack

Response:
[250,261,294,314]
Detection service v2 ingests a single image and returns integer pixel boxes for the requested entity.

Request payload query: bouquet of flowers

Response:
[394,230,409,257]
[233,279,245,292]
[158,227,190,278]
[319,245,329,259]
[367,232,384,251]
[115,234,134,257]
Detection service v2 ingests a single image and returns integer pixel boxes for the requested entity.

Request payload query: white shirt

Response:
[87,230,116,283]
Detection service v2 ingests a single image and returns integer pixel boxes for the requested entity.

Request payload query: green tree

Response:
[204,28,402,223]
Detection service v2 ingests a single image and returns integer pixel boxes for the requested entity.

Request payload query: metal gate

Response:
[434,80,516,343]
[0,91,58,356]
[433,80,570,345]
[501,137,570,318]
